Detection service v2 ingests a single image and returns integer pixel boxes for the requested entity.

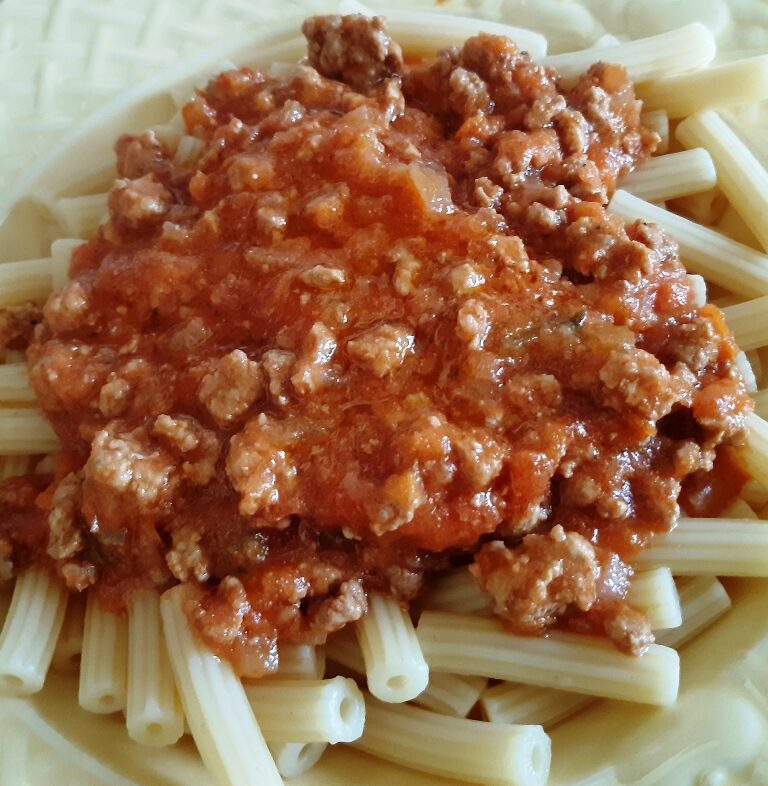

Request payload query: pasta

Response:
[243,676,366,744]
[633,517,768,575]
[676,110,768,252]
[0,568,68,695]
[159,584,282,786]
[126,590,185,747]
[79,594,129,714]
[609,190,768,297]
[354,696,551,786]
[355,591,429,704]
[636,54,768,118]
[417,612,680,705]
[1,9,768,786]
[619,149,716,202]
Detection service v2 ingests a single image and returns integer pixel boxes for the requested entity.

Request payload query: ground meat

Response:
[346,324,415,377]
[303,14,403,91]
[0,303,41,356]
[198,349,263,424]
[602,601,654,655]
[470,528,599,632]
[108,174,172,227]
[47,472,84,560]
[1,17,751,671]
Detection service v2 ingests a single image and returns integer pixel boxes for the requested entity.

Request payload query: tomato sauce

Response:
[0,15,752,669]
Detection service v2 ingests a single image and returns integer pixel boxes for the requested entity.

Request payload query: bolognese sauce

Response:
[0,14,752,674]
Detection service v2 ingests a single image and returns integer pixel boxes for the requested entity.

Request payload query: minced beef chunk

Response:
[0,15,752,670]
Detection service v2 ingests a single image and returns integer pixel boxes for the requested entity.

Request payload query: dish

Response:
[1,4,768,784]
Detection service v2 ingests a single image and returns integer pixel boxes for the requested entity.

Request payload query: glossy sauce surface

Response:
[0,15,752,670]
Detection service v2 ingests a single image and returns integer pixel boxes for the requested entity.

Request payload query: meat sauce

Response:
[0,15,752,671]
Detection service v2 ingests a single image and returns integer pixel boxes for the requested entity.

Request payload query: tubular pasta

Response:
[354,695,551,786]
[159,584,282,786]
[127,590,185,747]
[50,193,109,238]
[480,682,592,728]
[355,591,429,703]
[79,594,129,714]
[51,592,86,675]
[627,567,682,630]
[634,516,768,575]
[420,567,492,615]
[417,611,679,705]
[657,577,731,649]
[0,409,60,455]
[0,455,32,481]
[325,627,365,676]
[637,54,768,118]
[722,296,768,351]
[736,413,768,490]
[640,109,669,154]
[619,149,716,202]
[0,363,35,404]
[243,676,365,744]
[262,643,325,680]
[540,23,715,82]
[413,673,487,718]
[609,190,768,298]
[753,389,768,421]
[0,568,68,696]
[676,110,768,252]
[267,742,327,779]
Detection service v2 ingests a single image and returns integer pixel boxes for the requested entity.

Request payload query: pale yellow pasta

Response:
[0,568,68,695]
[413,673,487,718]
[159,584,282,786]
[627,567,682,630]
[79,594,129,714]
[127,590,185,747]
[0,363,35,404]
[676,110,768,251]
[609,190,768,298]
[49,192,109,238]
[0,455,32,481]
[417,612,679,705]
[540,23,715,82]
[0,257,68,307]
[737,351,759,393]
[354,695,551,786]
[51,592,86,675]
[243,677,365,744]
[640,109,669,154]
[267,742,327,779]
[420,567,492,615]
[753,389,768,421]
[173,135,206,168]
[686,274,707,307]
[619,149,716,202]
[716,205,761,249]
[262,643,325,680]
[720,497,759,520]
[356,591,429,703]
[742,479,768,510]
[722,296,768,351]
[634,516,768,575]
[480,682,592,728]
[637,55,768,117]
[657,577,731,649]
[325,627,365,676]
[0,409,60,454]
[736,412,768,490]
[669,186,727,225]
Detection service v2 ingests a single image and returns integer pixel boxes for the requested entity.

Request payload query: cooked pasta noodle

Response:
[267,742,328,779]
[127,590,185,747]
[619,149,716,202]
[627,567,682,630]
[0,568,68,696]
[243,677,366,744]
[417,612,680,705]
[51,592,86,675]
[355,591,429,704]
[354,695,551,786]
[79,595,129,714]
[160,584,282,786]
[413,673,487,719]
[609,190,768,297]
